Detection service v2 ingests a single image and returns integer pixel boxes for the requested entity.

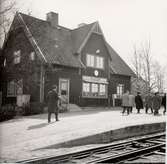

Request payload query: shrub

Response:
[0,104,16,122]
[22,102,44,116]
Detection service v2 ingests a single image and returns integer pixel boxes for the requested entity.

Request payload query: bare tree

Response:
[0,0,17,45]
[131,40,163,94]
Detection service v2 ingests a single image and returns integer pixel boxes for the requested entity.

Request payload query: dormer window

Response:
[30,51,35,61]
[14,50,21,64]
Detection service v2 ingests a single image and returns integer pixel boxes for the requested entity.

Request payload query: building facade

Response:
[1,12,135,107]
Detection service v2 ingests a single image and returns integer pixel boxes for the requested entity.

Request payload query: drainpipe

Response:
[40,64,45,103]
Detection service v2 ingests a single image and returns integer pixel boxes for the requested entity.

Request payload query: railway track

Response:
[18,132,166,164]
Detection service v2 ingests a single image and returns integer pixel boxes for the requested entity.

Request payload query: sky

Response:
[11,0,167,90]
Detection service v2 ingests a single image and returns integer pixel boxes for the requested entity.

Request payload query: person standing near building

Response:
[152,92,161,115]
[129,93,135,113]
[161,93,166,115]
[46,85,60,123]
[122,90,130,115]
[145,93,153,114]
[135,92,143,114]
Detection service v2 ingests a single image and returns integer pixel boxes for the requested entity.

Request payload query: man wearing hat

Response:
[135,92,143,113]
[46,85,60,123]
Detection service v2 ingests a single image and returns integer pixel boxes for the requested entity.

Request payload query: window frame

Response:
[116,84,124,97]
[86,54,104,69]
[13,50,21,64]
[82,82,108,98]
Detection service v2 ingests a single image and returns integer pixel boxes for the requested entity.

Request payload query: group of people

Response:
[122,91,166,116]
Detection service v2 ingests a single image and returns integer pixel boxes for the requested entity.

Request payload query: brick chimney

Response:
[46,12,58,27]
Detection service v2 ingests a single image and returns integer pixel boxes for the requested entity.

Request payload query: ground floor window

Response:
[82,82,108,98]
[116,84,124,97]
[7,79,23,97]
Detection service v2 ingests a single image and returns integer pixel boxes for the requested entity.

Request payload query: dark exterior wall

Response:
[44,65,82,105]
[81,33,110,78]
[2,27,41,104]
[109,74,131,106]
[80,33,111,106]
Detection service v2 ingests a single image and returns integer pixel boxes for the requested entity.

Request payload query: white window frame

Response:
[86,54,104,69]
[30,51,35,61]
[117,84,124,97]
[82,82,108,98]
[7,79,23,97]
[14,50,21,64]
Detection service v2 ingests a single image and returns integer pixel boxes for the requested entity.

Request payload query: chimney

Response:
[78,23,87,27]
[46,12,58,27]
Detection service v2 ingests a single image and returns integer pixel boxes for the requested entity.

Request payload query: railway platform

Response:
[0,107,166,162]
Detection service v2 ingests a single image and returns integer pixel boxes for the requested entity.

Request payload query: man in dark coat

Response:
[145,93,153,114]
[122,90,130,115]
[161,93,166,115]
[47,85,60,123]
[152,92,161,115]
[135,92,143,113]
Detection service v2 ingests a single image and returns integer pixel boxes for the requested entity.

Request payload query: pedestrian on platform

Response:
[135,92,143,114]
[161,93,166,115]
[46,85,60,123]
[122,90,130,115]
[129,93,135,113]
[152,92,161,115]
[145,93,153,114]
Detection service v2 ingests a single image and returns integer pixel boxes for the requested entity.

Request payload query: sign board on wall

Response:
[82,76,108,84]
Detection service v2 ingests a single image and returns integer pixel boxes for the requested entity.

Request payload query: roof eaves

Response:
[18,13,47,63]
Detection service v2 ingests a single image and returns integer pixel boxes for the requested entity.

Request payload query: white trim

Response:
[18,13,47,62]
[59,78,70,104]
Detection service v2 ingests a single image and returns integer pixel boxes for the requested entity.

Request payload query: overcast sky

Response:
[15,0,167,90]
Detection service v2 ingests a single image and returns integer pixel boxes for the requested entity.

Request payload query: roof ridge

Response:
[71,21,97,31]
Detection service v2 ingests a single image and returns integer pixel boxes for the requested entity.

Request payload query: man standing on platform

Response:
[47,85,60,123]
[161,93,166,115]
[135,92,143,114]
[122,90,130,115]
[152,92,161,115]
[145,93,153,114]
[129,92,135,113]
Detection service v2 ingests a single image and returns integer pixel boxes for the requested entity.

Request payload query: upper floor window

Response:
[96,56,104,69]
[86,54,104,69]
[30,51,35,61]
[87,54,94,67]
[14,50,21,64]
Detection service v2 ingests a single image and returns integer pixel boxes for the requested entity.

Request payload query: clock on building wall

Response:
[94,70,99,76]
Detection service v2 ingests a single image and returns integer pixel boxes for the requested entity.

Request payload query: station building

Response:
[1,12,135,107]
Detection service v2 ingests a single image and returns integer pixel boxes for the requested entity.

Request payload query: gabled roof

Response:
[106,43,135,77]
[6,12,135,76]
[18,13,83,68]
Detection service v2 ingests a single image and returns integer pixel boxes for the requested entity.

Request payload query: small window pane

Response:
[99,84,106,95]
[83,83,90,92]
[14,50,21,64]
[30,52,35,60]
[92,83,98,93]
[96,56,104,69]
[87,54,94,67]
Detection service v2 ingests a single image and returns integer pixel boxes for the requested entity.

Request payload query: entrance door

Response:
[59,78,70,104]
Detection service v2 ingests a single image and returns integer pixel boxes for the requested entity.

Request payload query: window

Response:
[87,54,94,67]
[86,54,104,69]
[82,82,107,98]
[4,59,6,67]
[96,56,104,69]
[7,79,23,97]
[117,84,124,97]
[99,84,106,95]
[83,83,90,92]
[14,50,21,64]
[30,52,35,61]
[91,83,98,93]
